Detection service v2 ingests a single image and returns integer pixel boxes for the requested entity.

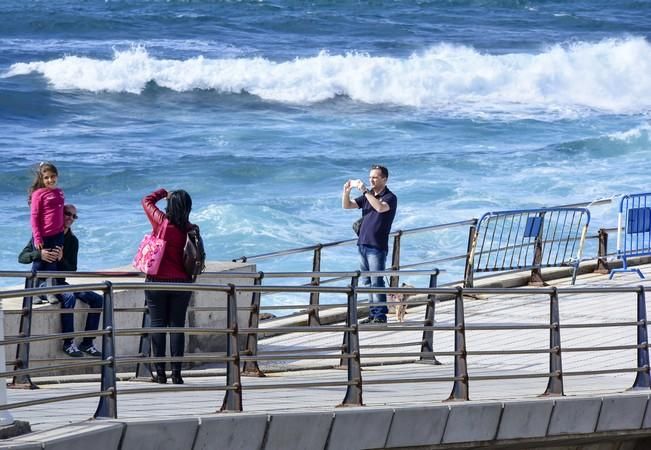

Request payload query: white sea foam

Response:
[5,37,651,117]
[608,123,651,142]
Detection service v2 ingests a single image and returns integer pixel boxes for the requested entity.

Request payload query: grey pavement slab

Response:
[115,417,199,450]
[264,412,333,450]
[385,405,449,448]
[326,407,393,450]
[193,413,268,450]
[0,421,123,450]
[548,397,602,435]
[441,402,502,444]
[496,400,554,440]
[596,394,648,432]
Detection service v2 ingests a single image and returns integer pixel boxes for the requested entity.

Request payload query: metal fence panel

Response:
[467,208,590,286]
[611,192,651,279]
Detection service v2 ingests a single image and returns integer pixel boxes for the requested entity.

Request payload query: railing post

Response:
[339,279,363,406]
[221,284,242,412]
[463,225,477,288]
[447,287,469,401]
[420,270,441,365]
[543,287,564,396]
[135,296,153,379]
[243,272,265,377]
[10,271,38,389]
[94,281,117,419]
[390,231,402,288]
[0,300,15,427]
[529,212,546,286]
[631,286,651,390]
[308,245,322,326]
[595,228,610,274]
[339,272,360,368]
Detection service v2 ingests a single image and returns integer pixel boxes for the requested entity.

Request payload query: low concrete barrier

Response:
[192,414,268,450]
[1,261,255,376]
[5,394,651,449]
[327,407,393,450]
[264,412,333,450]
[117,417,199,450]
[384,405,449,448]
[496,400,554,440]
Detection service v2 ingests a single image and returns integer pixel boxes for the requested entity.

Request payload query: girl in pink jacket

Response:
[28,162,65,272]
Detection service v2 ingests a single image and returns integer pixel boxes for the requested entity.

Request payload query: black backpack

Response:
[183,224,206,281]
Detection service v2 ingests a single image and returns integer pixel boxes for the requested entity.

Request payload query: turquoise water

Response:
[1,1,651,290]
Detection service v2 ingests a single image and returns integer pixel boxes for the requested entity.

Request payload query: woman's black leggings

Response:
[145,288,192,372]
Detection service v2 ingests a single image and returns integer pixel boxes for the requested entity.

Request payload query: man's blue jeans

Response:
[60,289,103,346]
[358,244,388,321]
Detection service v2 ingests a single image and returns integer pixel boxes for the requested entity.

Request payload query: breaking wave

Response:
[5,37,651,117]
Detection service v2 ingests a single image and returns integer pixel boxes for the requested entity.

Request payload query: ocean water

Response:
[1,1,651,293]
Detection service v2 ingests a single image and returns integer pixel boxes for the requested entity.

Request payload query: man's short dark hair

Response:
[371,165,389,178]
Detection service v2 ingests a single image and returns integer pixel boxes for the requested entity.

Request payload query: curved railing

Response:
[1,274,650,420]
[232,197,618,288]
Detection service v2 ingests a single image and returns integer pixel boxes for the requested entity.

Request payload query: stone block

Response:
[1,261,256,376]
[497,400,553,440]
[193,413,268,450]
[118,417,199,450]
[385,405,449,448]
[0,421,123,450]
[264,412,332,450]
[0,442,41,450]
[596,394,648,432]
[327,407,393,450]
[547,397,602,435]
[442,402,502,444]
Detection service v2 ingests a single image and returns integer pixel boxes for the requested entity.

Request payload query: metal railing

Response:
[1,268,440,384]
[1,276,650,419]
[232,198,617,290]
[611,192,651,279]
[465,207,590,287]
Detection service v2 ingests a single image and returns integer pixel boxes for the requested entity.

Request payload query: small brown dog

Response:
[389,283,415,322]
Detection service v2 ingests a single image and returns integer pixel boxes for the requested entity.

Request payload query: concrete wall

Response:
[1,261,255,376]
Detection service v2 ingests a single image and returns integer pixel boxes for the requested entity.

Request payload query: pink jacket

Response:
[30,187,64,247]
[142,189,191,281]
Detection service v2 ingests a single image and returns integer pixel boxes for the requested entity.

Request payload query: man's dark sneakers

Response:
[360,317,387,324]
[63,342,83,357]
[79,342,101,357]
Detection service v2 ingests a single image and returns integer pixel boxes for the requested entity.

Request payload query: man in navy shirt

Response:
[342,165,397,323]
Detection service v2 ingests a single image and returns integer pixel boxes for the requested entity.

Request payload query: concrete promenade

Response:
[3,265,651,449]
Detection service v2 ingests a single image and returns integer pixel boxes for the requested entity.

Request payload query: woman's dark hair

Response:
[165,190,192,229]
[28,161,59,205]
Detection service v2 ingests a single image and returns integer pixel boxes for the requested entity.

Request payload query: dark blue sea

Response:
[2,1,651,293]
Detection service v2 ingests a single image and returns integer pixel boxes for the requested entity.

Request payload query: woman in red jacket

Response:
[141,188,194,385]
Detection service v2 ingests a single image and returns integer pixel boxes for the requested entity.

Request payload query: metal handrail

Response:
[231,219,480,263]
[229,197,616,268]
[1,278,649,418]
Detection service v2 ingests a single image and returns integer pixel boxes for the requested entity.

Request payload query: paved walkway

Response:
[5,265,651,433]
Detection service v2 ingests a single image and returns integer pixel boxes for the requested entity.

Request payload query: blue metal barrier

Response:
[610,193,651,279]
[465,207,590,287]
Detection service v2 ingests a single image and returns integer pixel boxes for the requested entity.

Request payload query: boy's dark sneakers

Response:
[79,342,101,357]
[63,342,83,357]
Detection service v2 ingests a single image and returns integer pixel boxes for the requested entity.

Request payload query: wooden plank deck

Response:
[5,265,651,433]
